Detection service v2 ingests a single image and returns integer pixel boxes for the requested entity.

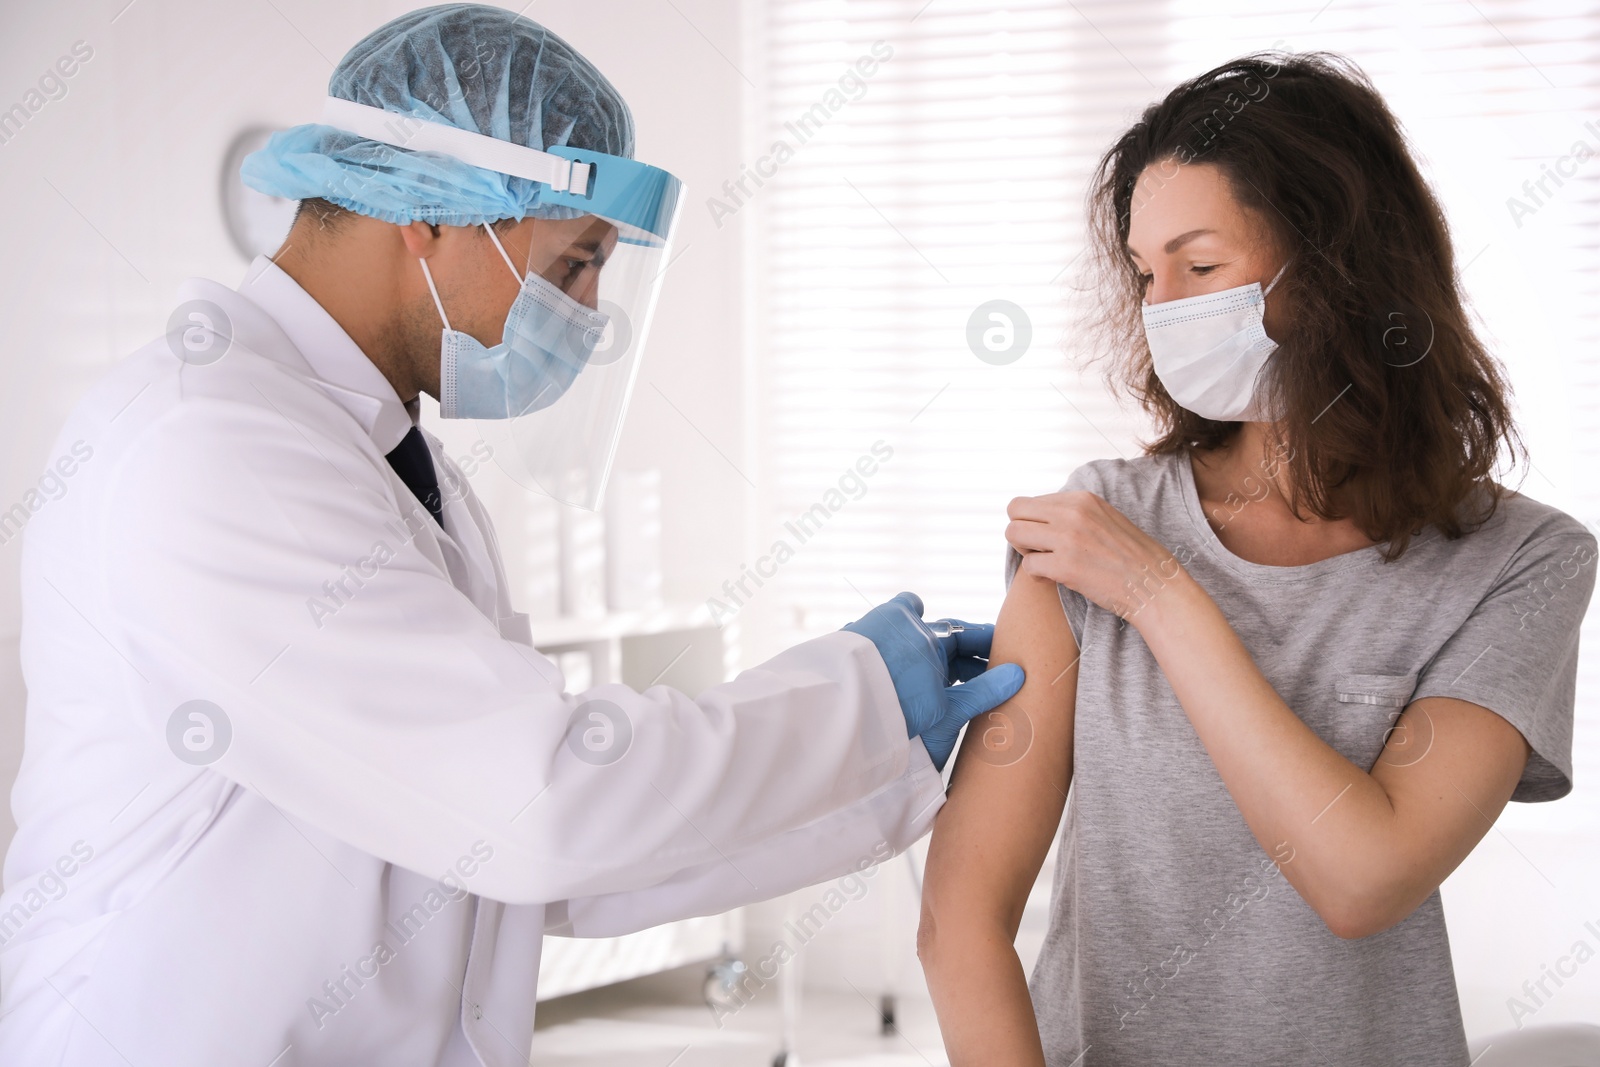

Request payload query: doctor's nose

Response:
[565,270,602,311]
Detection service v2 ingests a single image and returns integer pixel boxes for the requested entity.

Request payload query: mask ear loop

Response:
[1264,260,1290,296]
[418,258,452,331]
[482,222,527,283]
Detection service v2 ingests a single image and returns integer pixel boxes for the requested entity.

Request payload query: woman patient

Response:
[918,51,1596,1067]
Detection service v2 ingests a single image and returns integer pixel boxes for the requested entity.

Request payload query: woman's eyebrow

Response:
[1125,228,1218,257]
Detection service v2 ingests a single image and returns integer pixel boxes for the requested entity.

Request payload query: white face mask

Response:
[419,224,609,421]
[1141,262,1288,422]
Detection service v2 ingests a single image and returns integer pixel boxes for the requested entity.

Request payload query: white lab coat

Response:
[0,258,945,1066]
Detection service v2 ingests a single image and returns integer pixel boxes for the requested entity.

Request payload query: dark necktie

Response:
[385,426,444,528]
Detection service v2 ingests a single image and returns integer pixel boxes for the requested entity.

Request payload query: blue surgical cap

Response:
[241,3,635,226]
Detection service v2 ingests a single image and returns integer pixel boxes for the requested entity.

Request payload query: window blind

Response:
[749,0,1600,831]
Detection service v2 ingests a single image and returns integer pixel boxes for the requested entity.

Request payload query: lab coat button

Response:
[472,1003,482,1020]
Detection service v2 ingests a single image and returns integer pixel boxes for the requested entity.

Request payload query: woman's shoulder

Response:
[1056,454,1186,525]
[1451,482,1595,552]
[1059,452,1174,493]
[1460,485,1597,576]
[1417,482,1596,592]
[1492,485,1595,544]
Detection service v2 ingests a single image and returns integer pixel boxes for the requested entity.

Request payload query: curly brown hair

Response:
[1084,50,1522,560]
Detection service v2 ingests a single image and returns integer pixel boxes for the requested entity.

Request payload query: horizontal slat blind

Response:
[747,0,1148,656]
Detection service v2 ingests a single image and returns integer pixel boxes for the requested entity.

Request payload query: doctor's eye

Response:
[560,256,604,288]
[1190,264,1218,275]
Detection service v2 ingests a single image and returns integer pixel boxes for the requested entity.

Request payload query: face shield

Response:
[321,98,684,511]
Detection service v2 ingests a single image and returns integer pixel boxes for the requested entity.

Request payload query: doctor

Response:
[0,6,1022,1065]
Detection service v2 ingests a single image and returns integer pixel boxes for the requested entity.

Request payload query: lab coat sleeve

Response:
[96,388,920,907]
[544,741,943,937]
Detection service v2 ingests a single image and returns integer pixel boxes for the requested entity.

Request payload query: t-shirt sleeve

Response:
[1411,518,1598,802]
[1004,462,1098,646]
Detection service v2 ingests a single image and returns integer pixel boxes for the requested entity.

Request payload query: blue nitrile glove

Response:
[842,592,1025,770]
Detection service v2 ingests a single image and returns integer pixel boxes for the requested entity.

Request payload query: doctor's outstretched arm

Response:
[552,595,1022,936]
[101,394,1018,909]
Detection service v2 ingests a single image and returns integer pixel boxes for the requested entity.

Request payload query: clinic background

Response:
[1,0,1597,1041]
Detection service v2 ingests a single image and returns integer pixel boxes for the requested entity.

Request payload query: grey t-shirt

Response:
[1004,450,1597,1067]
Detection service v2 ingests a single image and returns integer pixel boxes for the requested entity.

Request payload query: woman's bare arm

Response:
[1131,582,1529,938]
[919,568,1080,1066]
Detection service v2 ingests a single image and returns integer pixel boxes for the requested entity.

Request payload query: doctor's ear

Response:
[397,220,446,258]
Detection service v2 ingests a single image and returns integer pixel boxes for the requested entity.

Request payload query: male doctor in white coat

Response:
[0,5,1024,1065]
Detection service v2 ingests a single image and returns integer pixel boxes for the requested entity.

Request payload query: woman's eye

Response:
[1191,265,1218,275]
[1136,273,1153,285]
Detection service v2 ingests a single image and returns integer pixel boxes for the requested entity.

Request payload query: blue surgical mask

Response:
[419,223,610,420]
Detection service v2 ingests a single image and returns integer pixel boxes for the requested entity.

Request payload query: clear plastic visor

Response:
[475,202,680,511]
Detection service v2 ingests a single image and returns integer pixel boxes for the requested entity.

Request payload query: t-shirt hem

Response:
[1408,680,1572,802]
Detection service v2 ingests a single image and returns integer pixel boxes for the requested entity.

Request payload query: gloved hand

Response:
[842,592,1025,770]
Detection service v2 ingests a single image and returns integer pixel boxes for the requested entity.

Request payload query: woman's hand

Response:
[1005,490,1192,625]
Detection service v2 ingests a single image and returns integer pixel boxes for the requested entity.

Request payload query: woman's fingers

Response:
[1005,494,1043,521]
[1005,518,1059,553]
[1008,489,1104,520]
[1018,550,1065,581]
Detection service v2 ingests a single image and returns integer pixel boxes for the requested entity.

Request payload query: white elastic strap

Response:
[1264,260,1290,296]
[480,223,525,282]
[322,96,588,194]
[418,258,451,331]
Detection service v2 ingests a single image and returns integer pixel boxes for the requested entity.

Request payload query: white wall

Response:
[0,0,749,852]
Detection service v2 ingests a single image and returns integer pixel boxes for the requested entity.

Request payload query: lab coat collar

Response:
[229,255,417,455]
[171,264,485,609]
